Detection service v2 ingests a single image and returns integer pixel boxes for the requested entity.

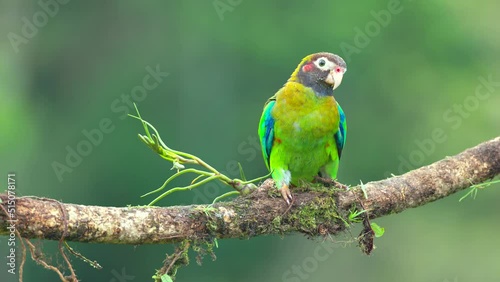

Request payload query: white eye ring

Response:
[314,57,333,71]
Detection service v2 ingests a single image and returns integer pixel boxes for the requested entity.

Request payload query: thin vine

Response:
[128,103,270,206]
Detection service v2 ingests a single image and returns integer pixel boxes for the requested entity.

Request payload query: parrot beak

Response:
[325,68,345,90]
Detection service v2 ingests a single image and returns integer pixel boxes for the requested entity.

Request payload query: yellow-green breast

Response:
[270,81,340,183]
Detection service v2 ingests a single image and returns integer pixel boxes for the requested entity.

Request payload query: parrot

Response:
[258,52,347,204]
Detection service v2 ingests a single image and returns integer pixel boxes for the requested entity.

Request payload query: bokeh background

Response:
[1,0,500,281]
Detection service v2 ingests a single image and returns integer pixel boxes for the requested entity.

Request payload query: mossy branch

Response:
[1,136,499,244]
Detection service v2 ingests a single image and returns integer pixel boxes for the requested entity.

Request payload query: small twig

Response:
[58,242,77,282]
[155,241,191,281]
[6,197,79,281]
[55,199,78,281]
[165,243,189,275]
[64,242,102,269]
[281,197,296,216]
[25,239,68,282]
[18,235,26,282]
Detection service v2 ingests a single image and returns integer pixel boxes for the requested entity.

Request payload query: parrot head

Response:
[290,52,347,96]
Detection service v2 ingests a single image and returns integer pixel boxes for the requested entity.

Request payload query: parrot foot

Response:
[280,184,293,205]
[314,176,349,190]
[331,180,349,190]
[314,176,334,186]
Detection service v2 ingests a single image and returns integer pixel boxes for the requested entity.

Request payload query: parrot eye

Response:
[314,57,332,70]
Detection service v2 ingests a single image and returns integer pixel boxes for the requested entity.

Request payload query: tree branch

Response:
[1,137,499,245]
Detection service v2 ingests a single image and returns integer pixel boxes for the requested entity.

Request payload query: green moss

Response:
[292,180,345,196]
[292,203,320,230]
[203,210,221,236]
[153,240,190,281]
[233,198,252,215]
[206,219,218,235]
[271,215,282,230]
[191,238,219,266]
[288,195,346,234]
[267,186,281,198]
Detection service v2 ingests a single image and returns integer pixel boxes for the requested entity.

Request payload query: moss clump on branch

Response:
[289,196,346,235]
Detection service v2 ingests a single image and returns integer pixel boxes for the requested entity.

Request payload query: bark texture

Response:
[1,137,499,245]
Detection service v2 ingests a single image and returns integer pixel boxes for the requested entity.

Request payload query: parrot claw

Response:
[314,176,349,190]
[280,184,293,205]
[330,179,349,190]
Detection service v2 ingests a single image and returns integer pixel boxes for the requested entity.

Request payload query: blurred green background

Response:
[1,0,500,281]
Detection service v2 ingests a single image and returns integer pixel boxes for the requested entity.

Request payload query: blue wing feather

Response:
[258,100,276,169]
[334,103,347,158]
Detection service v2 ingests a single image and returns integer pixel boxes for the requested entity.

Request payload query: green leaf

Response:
[459,186,477,202]
[161,273,174,282]
[348,209,366,223]
[370,222,385,238]
[238,162,247,181]
[459,179,500,202]
[131,102,151,139]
